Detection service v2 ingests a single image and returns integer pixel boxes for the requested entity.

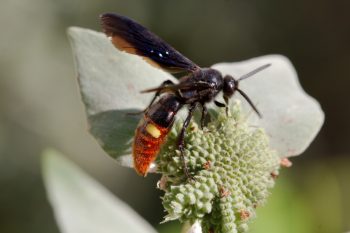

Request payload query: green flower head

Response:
[158,103,280,233]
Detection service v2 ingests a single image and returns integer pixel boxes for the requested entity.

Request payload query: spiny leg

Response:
[178,103,197,180]
[127,80,174,115]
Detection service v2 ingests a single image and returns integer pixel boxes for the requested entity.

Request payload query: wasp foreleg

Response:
[200,104,211,129]
[224,96,229,116]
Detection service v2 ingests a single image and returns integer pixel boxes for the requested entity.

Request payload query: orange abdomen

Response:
[132,117,170,176]
[132,94,182,176]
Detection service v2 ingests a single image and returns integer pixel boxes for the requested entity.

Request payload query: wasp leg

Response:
[178,103,197,181]
[142,80,174,111]
[224,96,229,116]
[127,80,174,115]
[200,104,211,129]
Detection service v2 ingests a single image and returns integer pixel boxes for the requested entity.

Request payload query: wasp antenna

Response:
[238,64,271,82]
[140,85,178,94]
[140,87,164,93]
[236,89,262,118]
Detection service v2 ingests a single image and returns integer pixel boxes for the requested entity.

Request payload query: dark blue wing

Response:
[100,13,199,73]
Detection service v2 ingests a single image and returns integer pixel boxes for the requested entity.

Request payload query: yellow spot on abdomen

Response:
[146,124,161,138]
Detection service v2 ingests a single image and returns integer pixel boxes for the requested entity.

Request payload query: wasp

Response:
[100,13,270,177]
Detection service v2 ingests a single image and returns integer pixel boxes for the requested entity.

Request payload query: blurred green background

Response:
[1,0,349,232]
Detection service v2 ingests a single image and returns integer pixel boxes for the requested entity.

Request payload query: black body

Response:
[100,13,270,179]
[177,68,224,104]
[145,68,223,128]
[147,94,182,128]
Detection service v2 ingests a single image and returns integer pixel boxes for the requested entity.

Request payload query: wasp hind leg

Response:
[178,103,197,181]
[127,80,174,115]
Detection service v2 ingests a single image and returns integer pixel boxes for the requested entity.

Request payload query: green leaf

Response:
[213,55,324,157]
[42,148,157,233]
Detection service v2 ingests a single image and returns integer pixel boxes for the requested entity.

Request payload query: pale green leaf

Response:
[42,148,157,233]
[213,55,324,157]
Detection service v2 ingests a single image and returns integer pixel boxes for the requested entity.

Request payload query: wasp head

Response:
[222,73,262,118]
[220,64,271,118]
[223,75,238,99]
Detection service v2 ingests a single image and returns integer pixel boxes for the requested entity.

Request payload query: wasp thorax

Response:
[223,75,238,98]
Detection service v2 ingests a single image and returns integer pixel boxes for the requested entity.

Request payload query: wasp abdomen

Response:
[133,118,169,176]
[133,95,182,176]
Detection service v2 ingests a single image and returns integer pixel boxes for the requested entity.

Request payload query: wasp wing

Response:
[100,13,199,73]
